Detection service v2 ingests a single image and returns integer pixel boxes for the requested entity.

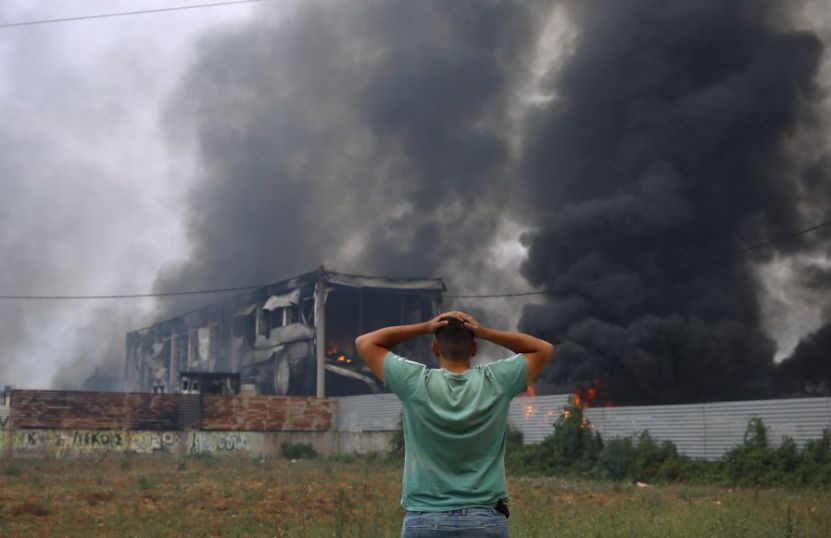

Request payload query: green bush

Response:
[535,398,603,474]
[507,398,602,475]
[595,431,682,482]
[803,429,831,464]
[508,410,831,488]
[720,419,831,487]
[723,418,782,486]
[505,425,541,474]
[796,430,831,486]
[281,442,318,460]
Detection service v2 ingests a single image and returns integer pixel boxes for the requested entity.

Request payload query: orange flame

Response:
[326,343,353,363]
[574,379,600,409]
[519,379,537,398]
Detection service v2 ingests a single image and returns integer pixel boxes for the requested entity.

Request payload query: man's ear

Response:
[432,340,441,358]
[471,340,478,357]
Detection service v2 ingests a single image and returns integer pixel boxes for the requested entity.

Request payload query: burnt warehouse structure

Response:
[125,268,445,397]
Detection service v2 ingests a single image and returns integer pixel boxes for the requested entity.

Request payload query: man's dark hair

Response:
[435,317,475,361]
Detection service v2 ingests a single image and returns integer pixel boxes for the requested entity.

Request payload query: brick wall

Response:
[11,391,180,430]
[10,391,334,432]
[201,395,334,431]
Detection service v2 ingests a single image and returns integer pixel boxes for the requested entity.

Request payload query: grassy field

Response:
[1,456,830,537]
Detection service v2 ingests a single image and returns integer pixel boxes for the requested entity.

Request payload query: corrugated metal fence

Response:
[337,394,831,460]
[337,394,402,432]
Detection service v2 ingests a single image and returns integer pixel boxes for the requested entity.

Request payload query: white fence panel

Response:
[337,393,402,432]
[508,395,569,444]
[702,397,830,459]
[587,404,709,458]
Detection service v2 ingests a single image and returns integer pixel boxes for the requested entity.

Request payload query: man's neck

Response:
[439,358,471,373]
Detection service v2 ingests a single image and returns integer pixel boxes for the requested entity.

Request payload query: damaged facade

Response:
[125,268,444,397]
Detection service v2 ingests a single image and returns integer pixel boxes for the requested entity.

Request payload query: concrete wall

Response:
[334,431,395,454]
[0,429,391,458]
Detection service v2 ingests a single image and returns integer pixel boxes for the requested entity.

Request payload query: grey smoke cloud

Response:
[0,1,252,389]
[153,0,541,326]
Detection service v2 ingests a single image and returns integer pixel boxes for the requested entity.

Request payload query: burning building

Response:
[125,268,445,397]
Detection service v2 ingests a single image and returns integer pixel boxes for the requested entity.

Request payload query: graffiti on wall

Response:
[57,431,125,449]
[53,430,127,457]
[130,431,182,454]
[189,432,250,455]
[2,429,274,458]
[14,430,50,450]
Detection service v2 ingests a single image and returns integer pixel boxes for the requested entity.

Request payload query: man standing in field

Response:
[355,310,555,537]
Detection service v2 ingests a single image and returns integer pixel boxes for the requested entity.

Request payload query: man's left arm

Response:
[354,314,452,381]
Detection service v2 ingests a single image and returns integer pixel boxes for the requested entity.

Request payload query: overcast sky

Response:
[0,1,261,388]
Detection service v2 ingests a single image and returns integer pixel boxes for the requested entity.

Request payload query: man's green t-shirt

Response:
[384,351,528,512]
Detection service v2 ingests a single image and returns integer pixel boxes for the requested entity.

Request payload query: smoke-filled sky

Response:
[1,0,829,401]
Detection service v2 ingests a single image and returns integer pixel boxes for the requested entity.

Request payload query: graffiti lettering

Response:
[26,432,40,445]
[190,433,249,455]
[12,430,49,450]
[69,431,123,448]
[130,431,181,454]
[190,435,212,455]
[219,433,248,451]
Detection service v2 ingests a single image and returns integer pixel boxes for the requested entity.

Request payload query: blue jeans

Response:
[401,507,509,537]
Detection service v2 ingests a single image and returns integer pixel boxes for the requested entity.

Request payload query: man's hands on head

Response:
[442,311,554,386]
[426,314,452,334]
[434,311,484,336]
[457,312,484,337]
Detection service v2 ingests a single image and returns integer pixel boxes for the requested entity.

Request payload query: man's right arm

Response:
[458,312,555,384]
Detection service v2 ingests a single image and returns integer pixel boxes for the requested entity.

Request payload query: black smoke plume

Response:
[518,0,830,403]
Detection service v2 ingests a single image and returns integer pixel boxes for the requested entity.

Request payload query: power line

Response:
[0,219,828,301]
[0,284,264,301]
[0,0,273,29]
[444,219,831,299]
